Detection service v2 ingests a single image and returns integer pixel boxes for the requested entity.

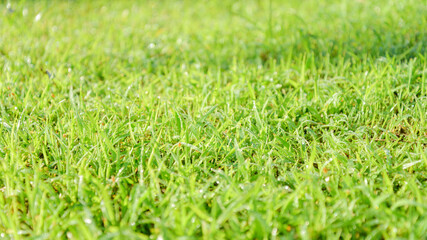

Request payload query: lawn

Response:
[0,0,426,239]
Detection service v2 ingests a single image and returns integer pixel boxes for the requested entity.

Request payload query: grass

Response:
[0,0,426,239]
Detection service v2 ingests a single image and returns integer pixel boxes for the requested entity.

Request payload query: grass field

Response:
[0,0,426,239]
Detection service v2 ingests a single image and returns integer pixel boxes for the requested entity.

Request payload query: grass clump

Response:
[0,0,426,239]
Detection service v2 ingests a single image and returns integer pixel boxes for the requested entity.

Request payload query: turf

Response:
[0,0,426,239]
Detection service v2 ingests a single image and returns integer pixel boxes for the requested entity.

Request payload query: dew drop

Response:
[34,13,42,22]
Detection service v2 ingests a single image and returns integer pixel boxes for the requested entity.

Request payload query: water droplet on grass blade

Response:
[272,228,278,236]
[6,3,14,13]
[34,13,42,22]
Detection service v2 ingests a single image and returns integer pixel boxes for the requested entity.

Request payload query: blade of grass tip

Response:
[406,59,414,98]
[128,112,136,142]
[189,204,213,223]
[307,142,317,173]
[127,185,145,225]
[402,160,422,170]
[253,101,265,134]
[220,179,264,226]
[11,197,19,239]
[381,169,393,194]
[314,75,319,102]
[36,191,47,233]
[422,148,427,170]
[99,182,116,226]
[76,219,95,239]
[300,54,306,82]
[407,178,425,214]
[148,127,163,167]
[234,138,244,164]
[247,82,256,101]
[174,110,182,136]
[199,105,217,124]
[422,59,426,97]
[0,119,11,131]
